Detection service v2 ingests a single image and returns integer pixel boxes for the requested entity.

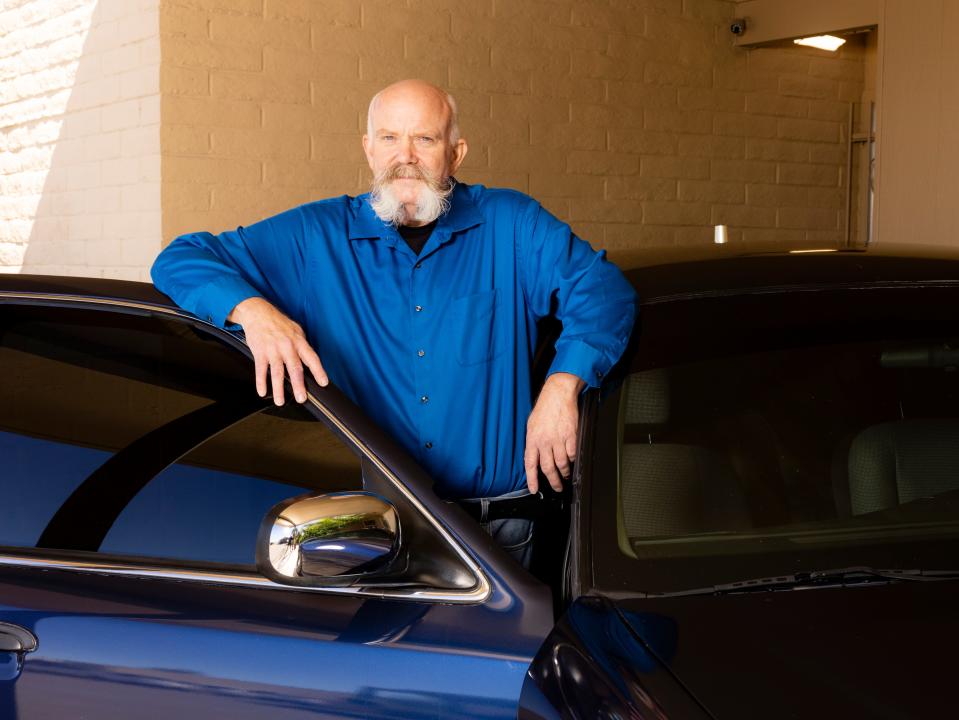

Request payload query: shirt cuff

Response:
[187,275,262,330]
[547,339,610,389]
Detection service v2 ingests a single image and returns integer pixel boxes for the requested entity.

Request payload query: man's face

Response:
[362,85,467,214]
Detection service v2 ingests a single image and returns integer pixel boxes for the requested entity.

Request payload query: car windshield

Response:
[592,280,959,594]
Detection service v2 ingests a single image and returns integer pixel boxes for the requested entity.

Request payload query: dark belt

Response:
[455,488,567,522]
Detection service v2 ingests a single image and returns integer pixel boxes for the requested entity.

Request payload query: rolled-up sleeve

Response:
[518,201,638,388]
[150,206,310,329]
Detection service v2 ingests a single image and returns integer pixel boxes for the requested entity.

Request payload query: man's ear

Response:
[362,134,374,169]
[448,138,468,175]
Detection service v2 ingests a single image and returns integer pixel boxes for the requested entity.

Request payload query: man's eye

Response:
[381,135,395,142]
[416,136,436,145]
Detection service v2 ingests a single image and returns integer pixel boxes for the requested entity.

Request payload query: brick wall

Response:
[0,0,160,280]
[0,0,863,275]
[160,0,864,254]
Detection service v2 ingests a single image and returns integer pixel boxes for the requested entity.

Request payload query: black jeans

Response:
[459,489,535,569]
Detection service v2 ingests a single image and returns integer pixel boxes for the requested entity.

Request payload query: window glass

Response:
[102,403,361,565]
[593,286,959,594]
[0,431,109,548]
[0,304,361,567]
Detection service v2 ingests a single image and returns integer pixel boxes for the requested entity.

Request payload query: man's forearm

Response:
[227,296,271,326]
[543,371,586,397]
[151,231,263,329]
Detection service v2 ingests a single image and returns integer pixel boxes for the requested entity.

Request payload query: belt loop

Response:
[480,498,489,523]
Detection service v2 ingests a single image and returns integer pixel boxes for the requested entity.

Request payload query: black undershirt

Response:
[397,220,437,256]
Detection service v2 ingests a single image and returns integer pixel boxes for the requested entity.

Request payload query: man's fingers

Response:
[269,353,286,405]
[554,443,571,480]
[240,302,327,402]
[253,354,268,398]
[299,342,329,388]
[539,450,563,492]
[524,448,540,495]
[287,358,306,403]
[525,376,582,495]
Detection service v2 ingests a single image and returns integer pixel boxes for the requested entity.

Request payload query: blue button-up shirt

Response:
[151,182,637,499]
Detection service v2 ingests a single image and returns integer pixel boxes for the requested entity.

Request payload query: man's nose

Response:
[394,137,416,164]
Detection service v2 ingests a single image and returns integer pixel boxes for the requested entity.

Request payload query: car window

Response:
[591,286,959,594]
[99,402,361,565]
[0,304,361,568]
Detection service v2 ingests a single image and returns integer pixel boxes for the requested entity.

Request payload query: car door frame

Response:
[0,287,552,604]
[0,286,553,655]
[0,286,553,716]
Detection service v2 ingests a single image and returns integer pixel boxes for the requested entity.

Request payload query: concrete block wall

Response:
[1,0,865,276]
[0,0,160,280]
[161,0,864,253]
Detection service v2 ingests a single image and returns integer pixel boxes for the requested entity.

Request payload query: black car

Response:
[1,245,958,719]
[523,244,959,719]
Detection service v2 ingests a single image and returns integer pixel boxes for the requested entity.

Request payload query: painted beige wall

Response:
[159,0,863,253]
[875,0,959,245]
[3,0,956,278]
[733,0,879,46]
[0,0,160,279]
[731,0,959,245]
[848,28,877,247]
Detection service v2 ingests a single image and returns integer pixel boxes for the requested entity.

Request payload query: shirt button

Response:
[425,442,433,449]
[420,395,429,404]
[415,262,423,269]
[417,349,425,357]
[414,305,423,312]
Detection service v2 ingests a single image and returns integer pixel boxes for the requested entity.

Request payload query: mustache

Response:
[386,164,427,181]
[369,163,454,226]
[375,163,444,186]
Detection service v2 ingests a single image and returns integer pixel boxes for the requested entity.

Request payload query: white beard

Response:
[369,165,453,226]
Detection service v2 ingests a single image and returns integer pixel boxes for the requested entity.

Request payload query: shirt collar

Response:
[348,180,484,241]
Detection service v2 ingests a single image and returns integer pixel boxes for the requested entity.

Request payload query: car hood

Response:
[625,579,959,719]
[521,581,959,719]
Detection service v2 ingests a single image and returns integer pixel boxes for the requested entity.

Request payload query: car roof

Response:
[0,273,177,310]
[606,242,959,303]
[3,242,959,309]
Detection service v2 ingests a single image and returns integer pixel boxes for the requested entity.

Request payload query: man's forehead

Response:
[370,86,450,130]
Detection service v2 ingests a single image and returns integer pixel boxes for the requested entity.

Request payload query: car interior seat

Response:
[847,419,959,515]
[619,369,751,539]
[846,343,959,515]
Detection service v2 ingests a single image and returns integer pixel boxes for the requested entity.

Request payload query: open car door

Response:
[517,595,709,719]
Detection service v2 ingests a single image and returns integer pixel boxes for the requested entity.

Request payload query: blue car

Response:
[3,245,959,719]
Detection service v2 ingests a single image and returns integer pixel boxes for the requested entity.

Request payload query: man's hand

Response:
[524,372,586,493]
[228,297,328,405]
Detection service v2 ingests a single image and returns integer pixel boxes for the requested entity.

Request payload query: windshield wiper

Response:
[651,566,959,597]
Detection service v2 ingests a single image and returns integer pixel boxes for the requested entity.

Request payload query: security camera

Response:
[730,18,746,36]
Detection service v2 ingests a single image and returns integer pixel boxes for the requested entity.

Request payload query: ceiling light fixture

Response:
[793,35,846,52]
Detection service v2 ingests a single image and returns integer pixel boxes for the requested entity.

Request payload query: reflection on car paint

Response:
[521,597,696,720]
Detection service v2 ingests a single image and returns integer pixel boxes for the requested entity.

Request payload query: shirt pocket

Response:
[451,289,505,366]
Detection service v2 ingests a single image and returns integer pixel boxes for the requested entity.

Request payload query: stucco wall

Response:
[874,0,959,245]
[6,0,958,277]
[159,0,864,252]
[0,0,160,279]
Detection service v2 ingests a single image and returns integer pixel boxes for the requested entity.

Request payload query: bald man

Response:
[151,80,636,567]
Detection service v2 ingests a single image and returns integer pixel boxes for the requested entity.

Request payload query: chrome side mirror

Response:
[257,491,400,587]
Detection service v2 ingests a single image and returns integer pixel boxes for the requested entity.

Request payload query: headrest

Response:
[624,369,670,425]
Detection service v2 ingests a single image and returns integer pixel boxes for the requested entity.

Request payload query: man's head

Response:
[362,79,468,227]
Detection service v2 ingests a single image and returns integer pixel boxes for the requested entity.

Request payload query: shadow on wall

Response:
[17,0,160,281]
